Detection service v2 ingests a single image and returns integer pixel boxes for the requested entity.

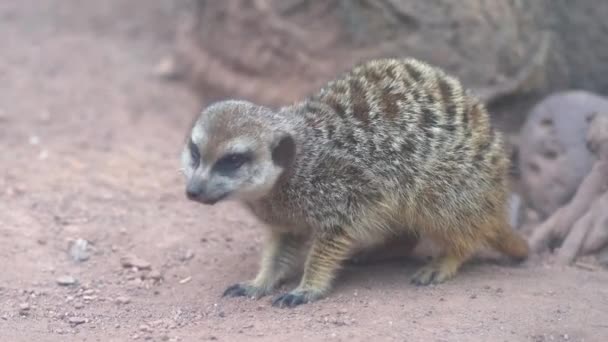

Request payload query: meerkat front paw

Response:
[222,282,271,299]
[271,289,323,308]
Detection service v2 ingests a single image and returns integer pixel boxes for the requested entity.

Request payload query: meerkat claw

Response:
[222,283,248,297]
[222,283,267,299]
[410,267,440,286]
[272,292,308,308]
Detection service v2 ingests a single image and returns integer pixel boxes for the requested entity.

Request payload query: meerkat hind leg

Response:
[223,232,305,299]
[272,230,354,308]
[411,238,474,286]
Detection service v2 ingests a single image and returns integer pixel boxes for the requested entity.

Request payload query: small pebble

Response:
[114,296,130,305]
[120,254,151,270]
[180,249,195,261]
[38,149,49,160]
[69,239,90,262]
[29,135,40,145]
[56,276,77,286]
[146,270,163,282]
[179,276,192,284]
[68,317,86,325]
[19,303,30,315]
[139,324,152,333]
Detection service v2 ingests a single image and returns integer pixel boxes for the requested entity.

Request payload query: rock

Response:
[587,112,608,159]
[115,296,131,305]
[145,270,163,282]
[68,238,90,262]
[28,135,40,145]
[19,303,30,315]
[153,56,182,80]
[179,276,192,284]
[56,275,78,286]
[139,324,153,333]
[120,254,151,270]
[519,91,608,218]
[180,249,195,261]
[68,316,87,325]
[599,246,608,267]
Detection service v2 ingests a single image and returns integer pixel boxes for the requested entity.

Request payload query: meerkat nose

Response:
[185,183,204,200]
[185,188,199,200]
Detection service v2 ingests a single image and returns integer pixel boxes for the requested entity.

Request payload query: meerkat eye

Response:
[213,152,251,174]
[188,139,201,167]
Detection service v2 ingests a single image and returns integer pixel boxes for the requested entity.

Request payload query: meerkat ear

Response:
[271,133,296,168]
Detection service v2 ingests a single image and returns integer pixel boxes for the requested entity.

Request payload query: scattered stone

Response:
[180,249,195,261]
[115,296,131,305]
[28,135,40,145]
[82,289,95,296]
[154,56,182,80]
[145,270,163,282]
[120,254,151,270]
[56,275,77,286]
[139,324,153,333]
[38,149,49,160]
[68,316,87,326]
[74,302,85,309]
[68,238,90,262]
[470,294,478,299]
[179,276,192,284]
[19,303,30,315]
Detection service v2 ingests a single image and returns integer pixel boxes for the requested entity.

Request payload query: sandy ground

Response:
[1,1,607,341]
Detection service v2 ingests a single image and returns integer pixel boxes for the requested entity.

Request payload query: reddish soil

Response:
[0,1,607,341]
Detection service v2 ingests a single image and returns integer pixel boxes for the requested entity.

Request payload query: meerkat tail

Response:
[490,223,530,262]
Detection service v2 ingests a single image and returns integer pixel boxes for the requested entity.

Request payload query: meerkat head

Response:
[181,100,296,205]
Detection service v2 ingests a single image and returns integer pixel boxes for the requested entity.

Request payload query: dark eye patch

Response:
[188,139,201,168]
[213,152,251,174]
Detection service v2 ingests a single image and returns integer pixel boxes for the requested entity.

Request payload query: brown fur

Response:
[182,58,529,308]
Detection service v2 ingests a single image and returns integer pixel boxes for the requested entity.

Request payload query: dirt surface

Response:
[1,1,607,341]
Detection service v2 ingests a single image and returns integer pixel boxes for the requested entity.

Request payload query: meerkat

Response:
[180,58,529,308]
